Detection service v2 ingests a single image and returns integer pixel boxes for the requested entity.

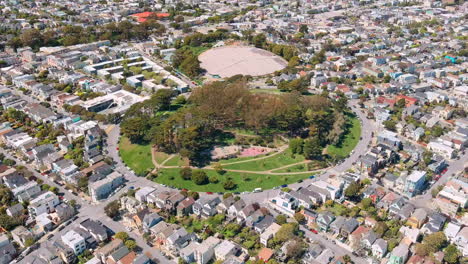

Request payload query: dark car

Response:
[309,175,315,179]
[281,184,288,188]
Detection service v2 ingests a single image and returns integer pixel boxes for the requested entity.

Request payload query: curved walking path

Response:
[150,144,320,175]
[211,145,288,166]
[119,99,376,191]
[267,160,311,173]
[160,154,175,166]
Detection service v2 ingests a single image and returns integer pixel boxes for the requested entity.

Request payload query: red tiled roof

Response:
[258,248,274,261]
[118,251,136,264]
[0,165,10,173]
[130,12,170,22]
[376,96,396,106]
[396,94,418,107]
[351,226,369,236]
[337,84,350,93]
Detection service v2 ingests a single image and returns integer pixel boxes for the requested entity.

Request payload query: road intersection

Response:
[7,98,466,264]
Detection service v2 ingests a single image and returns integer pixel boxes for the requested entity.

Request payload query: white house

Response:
[135,187,156,203]
[195,236,220,264]
[454,227,468,256]
[28,191,60,218]
[62,230,86,255]
[372,238,387,258]
[427,141,456,159]
[88,171,124,202]
[260,223,281,246]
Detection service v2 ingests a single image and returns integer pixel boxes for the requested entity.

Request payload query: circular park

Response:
[198,46,288,78]
[117,80,362,193]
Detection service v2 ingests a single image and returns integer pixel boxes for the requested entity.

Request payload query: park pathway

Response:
[150,144,321,175]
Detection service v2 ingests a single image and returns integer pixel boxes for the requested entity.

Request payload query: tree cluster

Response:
[172,30,231,77]
[8,20,165,51]
[172,47,203,78]
[277,77,310,93]
[249,33,298,62]
[121,79,347,165]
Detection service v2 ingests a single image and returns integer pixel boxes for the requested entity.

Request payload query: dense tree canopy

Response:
[121,78,349,165]
[8,20,165,50]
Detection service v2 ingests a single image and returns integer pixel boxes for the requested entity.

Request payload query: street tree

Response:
[115,231,129,241]
[125,240,137,251]
[104,200,120,219]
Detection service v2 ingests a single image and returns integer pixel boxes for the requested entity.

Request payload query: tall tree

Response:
[303,137,322,160]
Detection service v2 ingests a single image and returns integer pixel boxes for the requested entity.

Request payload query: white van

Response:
[253,188,262,193]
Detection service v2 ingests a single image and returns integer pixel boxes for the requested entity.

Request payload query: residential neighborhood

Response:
[0,0,467,264]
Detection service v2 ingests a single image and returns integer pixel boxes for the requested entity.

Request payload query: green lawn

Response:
[327,115,361,159]
[222,149,305,171]
[154,152,170,165]
[164,154,189,167]
[154,168,312,192]
[119,137,154,176]
[218,154,267,164]
[270,162,309,173]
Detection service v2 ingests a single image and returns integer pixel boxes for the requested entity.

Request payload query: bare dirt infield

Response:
[198,46,288,78]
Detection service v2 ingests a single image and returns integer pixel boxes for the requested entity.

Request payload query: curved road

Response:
[104,100,376,264]
[105,100,376,203]
[241,101,376,204]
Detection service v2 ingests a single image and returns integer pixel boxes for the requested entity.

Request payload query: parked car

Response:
[310,229,318,234]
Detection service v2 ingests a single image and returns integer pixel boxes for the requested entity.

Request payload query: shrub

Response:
[223,180,236,190]
[180,167,192,180]
[192,170,208,185]
[209,176,219,183]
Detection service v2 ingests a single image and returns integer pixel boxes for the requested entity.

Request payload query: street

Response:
[0,147,174,263]
[411,151,468,209]
[5,97,466,264]
[242,101,376,204]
